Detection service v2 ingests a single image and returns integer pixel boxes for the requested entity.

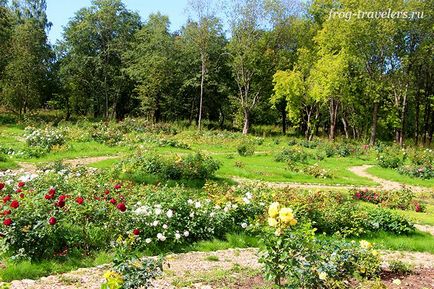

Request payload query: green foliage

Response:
[377,147,406,169]
[274,147,310,163]
[24,127,65,150]
[237,142,255,157]
[388,260,413,275]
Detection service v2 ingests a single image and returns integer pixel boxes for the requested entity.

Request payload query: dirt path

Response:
[6,248,434,289]
[12,155,119,174]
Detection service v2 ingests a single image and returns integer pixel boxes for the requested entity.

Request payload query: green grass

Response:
[0,251,112,282]
[214,153,376,186]
[88,158,120,169]
[352,231,434,254]
[367,165,434,188]
[395,204,434,226]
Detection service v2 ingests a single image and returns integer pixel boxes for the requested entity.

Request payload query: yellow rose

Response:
[279,207,294,224]
[268,217,278,227]
[318,272,327,281]
[268,202,280,218]
[289,218,297,226]
[360,240,372,249]
[372,250,379,256]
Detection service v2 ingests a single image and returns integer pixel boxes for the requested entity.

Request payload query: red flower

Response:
[55,200,65,208]
[0,183,4,190]
[76,197,84,205]
[48,217,57,225]
[10,200,19,209]
[19,193,25,199]
[3,218,12,226]
[45,194,53,200]
[16,189,22,193]
[355,192,361,199]
[415,203,422,212]
[114,184,121,190]
[104,189,110,195]
[3,195,11,203]
[18,182,25,188]
[58,195,66,202]
[116,203,126,212]
[110,198,117,205]
[48,188,56,196]
[133,229,140,235]
[3,210,11,216]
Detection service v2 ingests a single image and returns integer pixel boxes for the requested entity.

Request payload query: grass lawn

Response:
[367,165,434,188]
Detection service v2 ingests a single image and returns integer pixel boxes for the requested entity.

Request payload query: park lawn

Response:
[214,153,377,186]
[367,165,434,188]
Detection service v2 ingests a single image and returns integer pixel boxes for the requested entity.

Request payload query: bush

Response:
[275,147,310,163]
[398,165,434,179]
[353,188,424,212]
[365,208,414,235]
[117,152,220,181]
[237,142,255,156]
[24,127,65,150]
[377,147,406,169]
[388,260,414,275]
[303,164,333,179]
[259,203,381,288]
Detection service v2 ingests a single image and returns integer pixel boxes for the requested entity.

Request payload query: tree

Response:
[2,19,48,114]
[123,13,175,122]
[227,0,267,134]
[59,0,140,119]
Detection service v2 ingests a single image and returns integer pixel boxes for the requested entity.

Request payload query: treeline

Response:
[0,0,433,145]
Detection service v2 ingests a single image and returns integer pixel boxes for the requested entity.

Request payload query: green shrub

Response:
[275,147,310,163]
[377,147,406,169]
[303,163,333,179]
[24,127,65,150]
[388,260,414,275]
[237,142,255,156]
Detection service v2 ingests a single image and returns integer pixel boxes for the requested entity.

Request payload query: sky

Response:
[46,0,190,44]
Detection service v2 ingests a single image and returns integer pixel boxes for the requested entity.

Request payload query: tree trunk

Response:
[198,53,205,131]
[369,102,379,145]
[242,110,250,135]
[329,98,339,140]
[342,117,349,139]
[415,93,420,145]
[281,105,287,135]
[399,92,407,147]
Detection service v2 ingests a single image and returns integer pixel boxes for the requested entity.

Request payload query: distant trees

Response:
[0,0,432,144]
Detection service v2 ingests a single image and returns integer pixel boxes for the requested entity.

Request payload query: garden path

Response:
[6,248,434,289]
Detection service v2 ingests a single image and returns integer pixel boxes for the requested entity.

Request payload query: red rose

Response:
[10,200,19,209]
[58,195,66,202]
[19,193,25,199]
[133,229,140,235]
[3,195,11,203]
[45,194,53,200]
[114,184,121,190]
[16,189,22,193]
[55,200,65,208]
[18,182,25,188]
[3,218,12,226]
[110,198,117,205]
[49,217,57,225]
[116,203,126,212]
[49,188,56,196]
[3,210,11,216]
[104,189,110,195]
[76,197,84,205]
[0,183,4,190]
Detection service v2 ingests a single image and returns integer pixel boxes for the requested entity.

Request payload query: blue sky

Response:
[46,0,190,44]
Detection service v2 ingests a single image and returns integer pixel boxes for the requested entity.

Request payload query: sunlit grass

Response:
[367,165,434,188]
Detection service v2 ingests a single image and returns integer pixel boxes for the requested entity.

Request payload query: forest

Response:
[0,0,433,145]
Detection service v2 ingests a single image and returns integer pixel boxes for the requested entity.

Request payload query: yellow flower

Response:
[318,272,327,281]
[268,217,278,227]
[268,202,280,218]
[289,218,297,226]
[359,240,372,249]
[279,207,294,224]
[392,279,401,285]
[372,250,379,256]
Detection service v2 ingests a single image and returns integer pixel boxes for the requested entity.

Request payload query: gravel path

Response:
[6,248,434,289]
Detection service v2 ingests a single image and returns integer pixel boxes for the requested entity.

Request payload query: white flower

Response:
[166,209,173,218]
[232,204,238,209]
[145,238,152,244]
[392,279,401,285]
[319,272,327,281]
[155,208,162,215]
[195,201,201,208]
[157,233,166,241]
[245,192,253,199]
[187,199,193,205]
[183,231,190,237]
[189,212,195,218]
[242,197,250,204]
[152,220,159,227]
[210,212,215,218]
[163,224,168,229]
[175,233,181,240]
[241,223,248,229]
